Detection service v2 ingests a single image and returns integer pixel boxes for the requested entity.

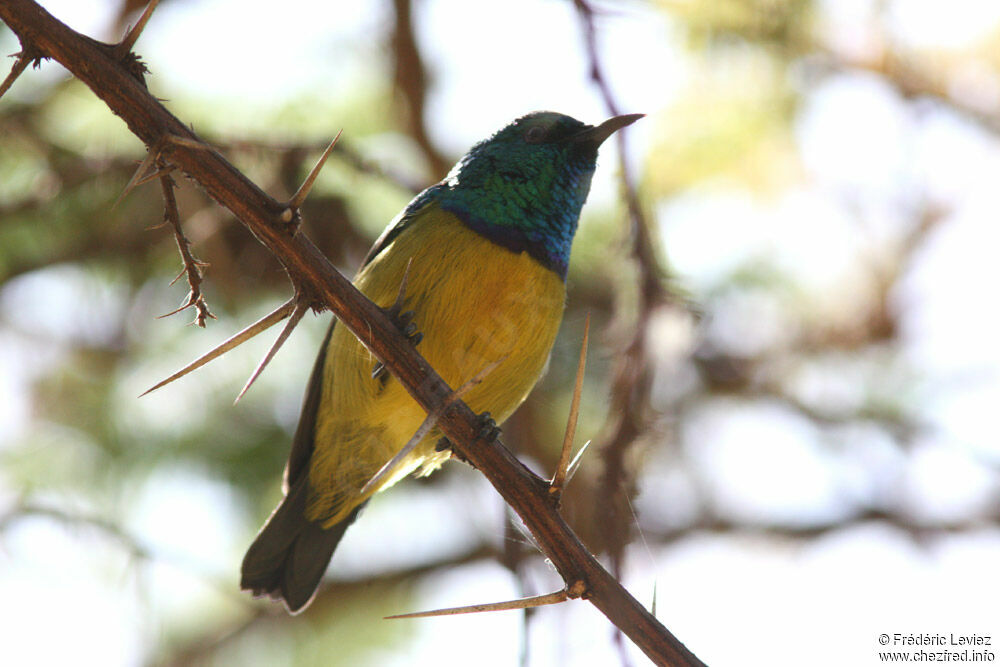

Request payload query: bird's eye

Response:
[524,126,547,144]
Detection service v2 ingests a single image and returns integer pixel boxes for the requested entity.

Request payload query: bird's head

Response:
[437,111,643,277]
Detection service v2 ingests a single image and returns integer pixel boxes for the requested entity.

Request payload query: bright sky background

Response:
[2,0,1000,665]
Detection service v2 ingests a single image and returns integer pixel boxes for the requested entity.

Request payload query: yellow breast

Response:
[306,207,566,526]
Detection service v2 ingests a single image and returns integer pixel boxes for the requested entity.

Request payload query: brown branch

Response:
[0,2,703,664]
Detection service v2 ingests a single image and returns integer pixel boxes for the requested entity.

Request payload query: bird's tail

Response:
[240,478,365,613]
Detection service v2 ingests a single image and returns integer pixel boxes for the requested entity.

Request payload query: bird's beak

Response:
[573,113,644,147]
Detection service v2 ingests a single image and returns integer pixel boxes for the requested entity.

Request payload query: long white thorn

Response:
[385,589,570,620]
[139,299,295,397]
[550,314,590,497]
[234,298,310,403]
[360,357,505,496]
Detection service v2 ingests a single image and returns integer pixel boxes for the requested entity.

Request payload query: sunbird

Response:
[241,110,642,612]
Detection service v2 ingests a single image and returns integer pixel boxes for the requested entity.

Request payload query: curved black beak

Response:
[573,113,644,147]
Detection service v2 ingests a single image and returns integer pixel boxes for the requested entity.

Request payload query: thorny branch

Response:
[0,501,151,561]
[0,2,703,665]
[157,173,215,327]
[0,500,238,601]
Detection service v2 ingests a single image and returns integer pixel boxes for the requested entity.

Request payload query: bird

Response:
[240,110,642,613]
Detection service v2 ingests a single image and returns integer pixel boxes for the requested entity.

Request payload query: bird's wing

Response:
[283,321,336,491]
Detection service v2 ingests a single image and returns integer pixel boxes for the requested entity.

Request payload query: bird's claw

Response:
[372,307,423,381]
[434,411,499,465]
[476,412,500,441]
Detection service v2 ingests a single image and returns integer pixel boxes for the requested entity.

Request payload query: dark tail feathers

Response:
[240,479,365,613]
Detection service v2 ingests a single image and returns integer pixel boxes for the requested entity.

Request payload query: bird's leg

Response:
[434,412,500,465]
[372,261,423,383]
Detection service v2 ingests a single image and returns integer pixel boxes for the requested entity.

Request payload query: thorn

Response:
[234,297,310,403]
[0,49,36,101]
[117,0,162,56]
[139,299,295,397]
[115,147,160,208]
[157,291,198,319]
[392,257,414,313]
[565,440,591,485]
[165,134,214,152]
[385,589,570,620]
[360,356,505,496]
[135,163,175,188]
[285,130,343,214]
[370,257,418,380]
[550,313,590,498]
[168,267,186,287]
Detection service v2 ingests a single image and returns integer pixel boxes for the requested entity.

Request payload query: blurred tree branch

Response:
[573,0,680,580]
[818,45,1000,134]
[161,542,502,667]
[0,1,702,664]
[390,0,450,177]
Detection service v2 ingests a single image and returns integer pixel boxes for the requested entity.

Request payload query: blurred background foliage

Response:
[2,0,1000,665]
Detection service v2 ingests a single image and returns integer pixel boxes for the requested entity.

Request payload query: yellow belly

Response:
[306,209,566,526]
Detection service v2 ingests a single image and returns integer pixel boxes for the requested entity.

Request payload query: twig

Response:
[0,501,150,560]
[0,499,238,600]
[158,173,215,327]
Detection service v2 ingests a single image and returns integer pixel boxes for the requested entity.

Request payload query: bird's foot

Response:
[372,305,423,382]
[434,412,500,465]
[476,412,500,442]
